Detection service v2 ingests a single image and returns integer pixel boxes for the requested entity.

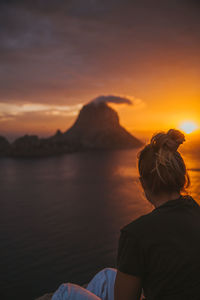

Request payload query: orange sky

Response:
[0,77,200,142]
[0,1,199,142]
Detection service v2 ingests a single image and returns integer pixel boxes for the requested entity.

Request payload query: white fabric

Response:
[52,268,117,300]
[51,283,101,300]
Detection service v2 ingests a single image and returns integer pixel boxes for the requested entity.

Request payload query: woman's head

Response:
[138,129,190,199]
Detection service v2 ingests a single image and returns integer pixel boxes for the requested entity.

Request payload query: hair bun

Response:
[151,129,185,152]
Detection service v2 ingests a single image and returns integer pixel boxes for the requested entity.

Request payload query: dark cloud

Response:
[0,0,199,105]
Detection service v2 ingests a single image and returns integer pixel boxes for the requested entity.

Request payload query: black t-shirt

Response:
[116,195,200,300]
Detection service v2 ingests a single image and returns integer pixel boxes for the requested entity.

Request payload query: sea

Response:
[0,146,199,299]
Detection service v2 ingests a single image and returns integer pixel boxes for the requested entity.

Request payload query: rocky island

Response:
[0,100,143,158]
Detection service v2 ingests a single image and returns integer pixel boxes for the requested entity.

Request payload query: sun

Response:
[179,121,198,134]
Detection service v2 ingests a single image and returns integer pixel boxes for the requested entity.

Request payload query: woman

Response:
[52,129,200,300]
[115,128,200,300]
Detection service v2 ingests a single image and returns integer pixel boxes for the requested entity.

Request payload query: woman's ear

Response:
[139,177,150,199]
[139,176,145,189]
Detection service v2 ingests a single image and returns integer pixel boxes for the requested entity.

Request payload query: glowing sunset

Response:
[179,121,198,134]
[1,1,200,300]
[0,1,199,142]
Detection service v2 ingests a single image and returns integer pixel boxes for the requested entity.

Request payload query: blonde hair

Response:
[138,129,190,195]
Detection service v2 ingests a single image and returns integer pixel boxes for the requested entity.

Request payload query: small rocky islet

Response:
[0,100,143,158]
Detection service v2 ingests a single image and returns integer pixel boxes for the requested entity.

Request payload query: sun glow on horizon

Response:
[179,121,198,134]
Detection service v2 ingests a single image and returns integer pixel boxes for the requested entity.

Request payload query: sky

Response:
[0,0,199,141]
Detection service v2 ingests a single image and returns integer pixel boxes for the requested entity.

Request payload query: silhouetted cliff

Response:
[63,101,143,150]
[0,136,11,155]
[0,101,143,158]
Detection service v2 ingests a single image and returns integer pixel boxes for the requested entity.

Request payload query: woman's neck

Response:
[149,192,181,208]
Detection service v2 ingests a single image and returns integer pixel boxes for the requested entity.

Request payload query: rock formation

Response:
[1,100,143,157]
[0,136,11,156]
[63,101,143,150]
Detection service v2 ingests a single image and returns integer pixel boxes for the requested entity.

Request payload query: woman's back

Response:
[117,195,200,299]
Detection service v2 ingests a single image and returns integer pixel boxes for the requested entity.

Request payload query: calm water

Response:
[0,148,199,299]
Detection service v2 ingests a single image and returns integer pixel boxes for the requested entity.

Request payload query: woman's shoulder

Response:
[120,195,200,239]
[120,209,159,237]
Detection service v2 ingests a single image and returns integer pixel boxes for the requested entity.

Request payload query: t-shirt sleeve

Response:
[116,229,144,277]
